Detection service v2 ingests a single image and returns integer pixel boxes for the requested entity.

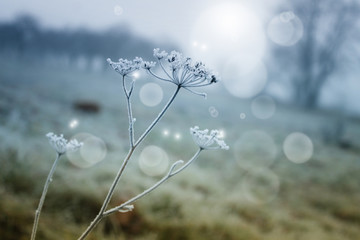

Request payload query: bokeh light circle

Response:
[80,136,107,165]
[267,11,303,46]
[283,132,313,163]
[67,133,107,168]
[241,168,280,204]
[114,5,123,16]
[138,145,169,177]
[209,106,219,118]
[222,60,267,99]
[234,130,277,170]
[139,83,163,107]
[240,113,246,119]
[251,95,276,119]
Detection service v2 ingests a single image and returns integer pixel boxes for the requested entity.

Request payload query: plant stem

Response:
[134,85,180,147]
[78,86,181,240]
[122,76,135,148]
[31,153,61,240]
[104,148,202,216]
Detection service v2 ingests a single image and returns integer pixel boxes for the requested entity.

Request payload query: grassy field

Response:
[1,57,360,240]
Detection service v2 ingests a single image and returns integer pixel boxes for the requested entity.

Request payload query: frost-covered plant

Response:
[31,133,82,240]
[30,48,228,240]
[190,126,229,150]
[77,49,227,239]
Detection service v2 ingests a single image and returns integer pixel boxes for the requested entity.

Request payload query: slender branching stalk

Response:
[32,49,227,240]
[103,148,202,216]
[77,49,227,239]
[78,86,180,240]
[31,153,61,240]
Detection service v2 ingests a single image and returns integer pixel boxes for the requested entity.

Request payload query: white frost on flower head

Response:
[142,61,156,70]
[167,50,184,70]
[107,57,142,76]
[46,132,83,155]
[190,126,229,150]
[153,48,168,59]
[145,48,219,97]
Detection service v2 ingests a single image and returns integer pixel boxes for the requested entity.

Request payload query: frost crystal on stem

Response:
[190,126,229,150]
[46,132,82,155]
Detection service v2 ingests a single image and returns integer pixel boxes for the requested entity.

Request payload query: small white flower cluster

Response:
[153,48,168,59]
[46,132,83,155]
[142,61,156,70]
[107,57,142,76]
[149,48,219,90]
[190,126,229,150]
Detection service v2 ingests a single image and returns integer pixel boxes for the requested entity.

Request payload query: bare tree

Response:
[269,0,360,108]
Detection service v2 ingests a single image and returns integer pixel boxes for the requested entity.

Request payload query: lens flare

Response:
[138,145,169,177]
[267,11,303,46]
[209,106,219,118]
[67,133,107,168]
[190,3,266,70]
[69,119,79,129]
[222,60,267,99]
[114,5,123,16]
[251,95,276,119]
[139,83,163,107]
[283,132,313,163]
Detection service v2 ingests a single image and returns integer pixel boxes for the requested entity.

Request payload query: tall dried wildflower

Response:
[31,134,82,240]
[30,48,228,240]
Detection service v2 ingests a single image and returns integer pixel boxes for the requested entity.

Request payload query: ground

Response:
[0,57,360,240]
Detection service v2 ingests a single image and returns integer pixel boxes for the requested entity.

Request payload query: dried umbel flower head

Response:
[153,48,168,60]
[142,61,156,70]
[107,57,143,76]
[145,48,219,97]
[190,126,229,150]
[46,132,83,155]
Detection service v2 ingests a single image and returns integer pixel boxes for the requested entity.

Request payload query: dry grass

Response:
[1,58,360,239]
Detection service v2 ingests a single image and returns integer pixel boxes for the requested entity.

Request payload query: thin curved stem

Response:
[31,153,61,240]
[158,59,173,80]
[148,69,173,83]
[104,148,202,216]
[169,148,202,176]
[134,86,181,147]
[182,87,207,98]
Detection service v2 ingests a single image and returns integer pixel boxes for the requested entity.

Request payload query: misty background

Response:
[1,0,360,239]
[1,0,359,115]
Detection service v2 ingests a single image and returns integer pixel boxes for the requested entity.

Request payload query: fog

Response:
[1,0,359,114]
[1,1,360,240]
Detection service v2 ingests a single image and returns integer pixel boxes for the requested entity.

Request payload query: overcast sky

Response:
[0,0,275,48]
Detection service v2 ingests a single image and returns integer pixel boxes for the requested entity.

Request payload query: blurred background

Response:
[1,0,360,239]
